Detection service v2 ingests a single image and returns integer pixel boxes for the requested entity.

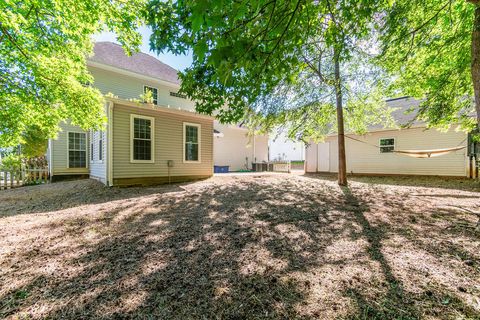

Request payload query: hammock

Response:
[345,135,466,158]
[393,146,466,158]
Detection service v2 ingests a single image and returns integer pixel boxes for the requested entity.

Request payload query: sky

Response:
[93,26,192,71]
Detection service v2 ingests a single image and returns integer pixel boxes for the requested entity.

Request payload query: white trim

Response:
[130,114,155,164]
[87,61,181,89]
[98,131,104,164]
[48,138,53,176]
[105,97,213,120]
[379,137,395,153]
[107,102,114,186]
[143,85,159,105]
[67,131,88,169]
[183,122,201,163]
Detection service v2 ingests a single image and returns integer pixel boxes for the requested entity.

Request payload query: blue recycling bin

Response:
[214,165,229,173]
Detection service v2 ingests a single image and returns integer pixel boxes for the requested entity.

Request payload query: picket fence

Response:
[0,167,49,190]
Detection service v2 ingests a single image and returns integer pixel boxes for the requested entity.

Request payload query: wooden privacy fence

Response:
[0,167,49,190]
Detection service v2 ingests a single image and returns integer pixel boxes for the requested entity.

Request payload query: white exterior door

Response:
[317,142,330,172]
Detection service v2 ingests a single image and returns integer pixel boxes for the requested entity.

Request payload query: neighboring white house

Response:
[213,122,269,171]
[269,132,305,161]
[306,97,473,177]
[47,42,269,184]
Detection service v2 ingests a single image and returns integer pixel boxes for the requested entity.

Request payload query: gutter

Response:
[105,97,215,121]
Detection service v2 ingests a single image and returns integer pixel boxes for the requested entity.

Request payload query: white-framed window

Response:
[143,85,158,105]
[130,114,154,163]
[379,138,395,153]
[183,122,201,163]
[68,132,87,168]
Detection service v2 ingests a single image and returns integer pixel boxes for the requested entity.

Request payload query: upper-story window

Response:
[170,91,187,99]
[68,132,87,168]
[379,138,395,153]
[143,85,158,105]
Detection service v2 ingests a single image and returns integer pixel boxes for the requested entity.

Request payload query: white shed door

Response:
[305,144,318,172]
[317,142,330,172]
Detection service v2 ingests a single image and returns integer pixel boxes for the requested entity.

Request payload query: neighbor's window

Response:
[143,85,158,105]
[170,91,187,99]
[184,123,200,162]
[68,132,87,168]
[379,138,395,153]
[131,115,154,162]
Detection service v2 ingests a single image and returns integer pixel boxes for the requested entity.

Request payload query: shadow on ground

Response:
[304,173,480,192]
[1,174,479,319]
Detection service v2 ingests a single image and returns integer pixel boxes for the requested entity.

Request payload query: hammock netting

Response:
[393,146,466,158]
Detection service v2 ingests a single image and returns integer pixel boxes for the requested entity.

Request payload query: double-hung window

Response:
[131,115,154,163]
[379,138,395,153]
[183,123,201,162]
[68,132,87,168]
[143,85,158,105]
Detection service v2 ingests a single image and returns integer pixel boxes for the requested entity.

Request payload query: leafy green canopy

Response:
[245,49,395,142]
[145,0,390,134]
[380,0,477,131]
[0,0,144,147]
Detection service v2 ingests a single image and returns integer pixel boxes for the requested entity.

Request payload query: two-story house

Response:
[47,42,269,186]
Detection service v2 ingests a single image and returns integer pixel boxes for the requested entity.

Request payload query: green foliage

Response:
[140,89,154,104]
[21,126,48,157]
[0,153,21,170]
[145,0,393,141]
[0,0,145,147]
[380,0,477,131]
[245,50,395,142]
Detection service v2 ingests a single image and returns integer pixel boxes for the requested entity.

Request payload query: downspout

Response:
[48,138,53,181]
[253,134,256,164]
[107,101,114,186]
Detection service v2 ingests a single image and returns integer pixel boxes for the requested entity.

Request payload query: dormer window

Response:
[170,91,187,99]
[143,86,158,105]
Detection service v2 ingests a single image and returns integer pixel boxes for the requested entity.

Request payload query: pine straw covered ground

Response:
[0,173,479,319]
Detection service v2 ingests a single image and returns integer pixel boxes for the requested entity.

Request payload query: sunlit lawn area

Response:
[0,174,479,319]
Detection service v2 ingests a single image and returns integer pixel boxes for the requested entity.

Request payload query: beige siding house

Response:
[47,42,216,186]
[48,41,269,185]
[306,97,470,177]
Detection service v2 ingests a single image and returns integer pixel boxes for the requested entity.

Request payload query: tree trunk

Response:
[334,47,347,186]
[472,4,480,131]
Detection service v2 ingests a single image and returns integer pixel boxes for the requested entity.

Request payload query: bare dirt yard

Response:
[0,173,479,319]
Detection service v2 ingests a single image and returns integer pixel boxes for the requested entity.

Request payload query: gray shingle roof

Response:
[367,97,422,131]
[386,96,422,126]
[89,42,180,85]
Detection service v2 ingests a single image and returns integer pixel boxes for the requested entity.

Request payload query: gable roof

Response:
[366,97,422,132]
[386,96,421,126]
[89,42,180,85]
